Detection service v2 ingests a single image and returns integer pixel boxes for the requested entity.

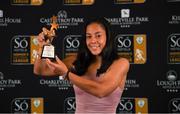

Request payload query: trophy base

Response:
[41,45,55,59]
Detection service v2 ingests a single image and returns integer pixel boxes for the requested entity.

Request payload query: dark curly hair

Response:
[73,17,118,77]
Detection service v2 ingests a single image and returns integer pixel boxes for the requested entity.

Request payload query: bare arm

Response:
[44,56,129,98]
[68,58,129,98]
[33,32,76,76]
[34,53,76,76]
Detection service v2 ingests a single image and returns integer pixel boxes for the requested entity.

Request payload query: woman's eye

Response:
[86,36,91,39]
[96,34,101,38]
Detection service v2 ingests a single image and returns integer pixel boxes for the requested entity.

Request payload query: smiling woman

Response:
[33,17,130,114]
[86,22,107,55]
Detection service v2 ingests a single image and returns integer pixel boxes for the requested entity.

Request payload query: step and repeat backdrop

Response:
[0,0,180,113]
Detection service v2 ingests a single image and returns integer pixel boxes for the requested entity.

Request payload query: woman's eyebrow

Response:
[86,31,102,35]
[86,33,91,35]
[95,32,102,35]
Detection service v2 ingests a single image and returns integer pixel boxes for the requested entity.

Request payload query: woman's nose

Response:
[90,36,97,43]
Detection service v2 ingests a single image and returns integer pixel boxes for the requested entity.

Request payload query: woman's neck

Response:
[95,56,102,63]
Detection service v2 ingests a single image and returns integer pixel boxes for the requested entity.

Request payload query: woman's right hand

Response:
[37,32,46,49]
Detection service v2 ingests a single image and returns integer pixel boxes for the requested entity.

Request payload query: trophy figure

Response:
[41,16,59,59]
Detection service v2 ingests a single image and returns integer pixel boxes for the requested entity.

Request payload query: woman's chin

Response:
[90,51,101,56]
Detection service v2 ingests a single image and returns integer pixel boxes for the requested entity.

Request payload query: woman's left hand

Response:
[45,56,68,75]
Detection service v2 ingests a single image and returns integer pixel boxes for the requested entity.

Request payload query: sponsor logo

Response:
[0,10,22,26]
[157,70,180,92]
[63,35,81,59]
[11,0,43,5]
[106,9,149,28]
[63,0,94,5]
[125,79,140,90]
[167,34,180,64]
[168,98,180,113]
[169,15,180,25]
[167,0,180,2]
[115,34,147,64]
[0,72,22,91]
[11,35,39,65]
[40,10,84,29]
[11,98,43,113]
[117,97,148,113]
[64,97,76,113]
[40,77,72,90]
[121,9,130,18]
[114,0,146,4]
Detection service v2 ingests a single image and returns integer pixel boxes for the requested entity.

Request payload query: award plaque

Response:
[41,16,59,59]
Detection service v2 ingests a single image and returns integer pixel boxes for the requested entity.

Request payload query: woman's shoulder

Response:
[115,57,129,64]
[112,57,130,69]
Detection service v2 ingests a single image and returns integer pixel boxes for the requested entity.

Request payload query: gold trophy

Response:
[41,16,59,59]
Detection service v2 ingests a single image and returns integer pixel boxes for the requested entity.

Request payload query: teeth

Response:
[92,47,97,49]
[90,45,99,47]
[90,46,99,49]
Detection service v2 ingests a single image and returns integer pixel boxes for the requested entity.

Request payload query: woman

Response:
[34,17,129,113]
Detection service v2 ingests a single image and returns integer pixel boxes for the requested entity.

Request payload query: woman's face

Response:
[86,23,106,56]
